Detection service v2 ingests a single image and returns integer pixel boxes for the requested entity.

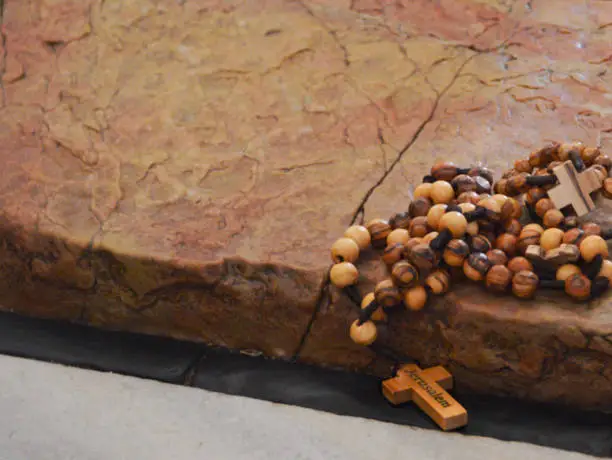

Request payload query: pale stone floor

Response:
[0,355,597,460]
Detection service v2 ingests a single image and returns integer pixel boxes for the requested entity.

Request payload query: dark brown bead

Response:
[451,174,477,194]
[443,239,470,267]
[517,228,541,254]
[543,209,564,228]
[507,256,533,273]
[389,211,411,230]
[409,216,430,238]
[514,158,532,173]
[486,264,512,293]
[594,154,611,170]
[493,178,508,195]
[535,198,554,218]
[425,270,450,295]
[468,167,494,184]
[581,147,600,165]
[457,191,481,204]
[463,252,492,281]
[564,273,591,302]
[506,173,529,195]
[366,219,392,249]
[512,270,539,299]
[474,176,491,194]
[603,177,612,199]
[487,249,508,266]
[495,233,518,257]
[382,242,405,266]
[581,222,601,237]
[409,197,432,217]
[504,219,522,236]
[470,234,492,253]
[431,162,459,181]
[530,144,557,167]
[525,187,547,206]
[562,228,585,246]
[391,260,419,288]
[502,168,518,179]
[407,243,438,276]
[501,198,522,221]
[375,279,402,308]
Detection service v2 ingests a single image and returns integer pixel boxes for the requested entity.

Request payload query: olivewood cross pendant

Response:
[548,161,604,216]
[382,364,468,431]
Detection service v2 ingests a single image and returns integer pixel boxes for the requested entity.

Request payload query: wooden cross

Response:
[548,161,604,216]
[382,364,468,431]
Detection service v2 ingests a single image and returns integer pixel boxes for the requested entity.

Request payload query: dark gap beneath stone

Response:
[0,311,609,457]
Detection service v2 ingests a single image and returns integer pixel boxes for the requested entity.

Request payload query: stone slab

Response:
[0,0,611,410]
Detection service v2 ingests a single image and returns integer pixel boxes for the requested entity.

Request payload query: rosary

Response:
[328,142,612,348]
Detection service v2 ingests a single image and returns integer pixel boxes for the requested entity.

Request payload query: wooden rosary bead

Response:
[581,222,601,237]
[487,249,508,266]
[466,221,479,236]
[477,197,501,215]
[525,187,547,206]
[493,178,508,195]
[603,178,612,199]
[471,234,492,253]
[594,154,611,170]
[430,180,455,204]
[535,198,554,218]
[458,202,476,214]
[506,173,529,195]
[514,158,532,174]
[486,264,512,293]
[581,147,600,165]
[409,216,430,238]
[427,204,448,230]
[361,292,386,322]
[404,285,428,311]
[507,256,533,273]
[439,211,468,238]
[468,166,494,184]
[495,233,518,257]
[557,142,584,161]
[564,273,591,301]
[463,252,492,281]
[523,223,545,235]
[350,320,377,346]
[366,219,391,249]
[387,228,410,246]
[543,209,564,228]
[474,176,491,194]
[444,239,470,267]
[425,269,450,295]
[562,228,585,245]
[451,174,477,194]
[479,193,492,202]
[502,168,519,179]
[518,228,541,254]
[597,259,612,284]
[491,193,508,208]
[389,212,412,230]
[344,225,371,250]
[404,237,423,253]
[382,243,405,266]
[431,162,460,181]
[331,237,360,263]
[409,197,433,217]
[556,264,581,281]
[457,191,481,205]
[501,198,522,221]
[512,270,539,299]
[407,243,438,275]
[540,228,564,251]
[422,232,439,244]
[374,279,402,308]
[414,183,433,199]
[579,235,609,262]
[329,262,359,288]
[504,219,522,236]
[391,260,419,288]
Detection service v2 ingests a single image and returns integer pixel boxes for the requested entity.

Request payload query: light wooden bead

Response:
[478,197,501,214]
[414,183,433,199]
[512,270,539,299]
[425,270,450,295]
[375,279,402,308]
[404,285,428,311]
[491,193,509,208]
[329,262,359,288]
[543,209,564,228]
[556,264,581,281]
[514,158,532,173]
[444,239,470,267]
[430,180,455,204]
[361,292,386,322]
[458,202,476,213]
[344,225,371,250]
[387,228,410,246]
[457,191,481,205]
[349,320,377,346]
[422,232,439,244]
[486,265,512,293]
[427,204,448,230]
[540,228,564,251]
[331,238,360,263]
[382,243,405,266]
[466,221,479,236]
[535,198,554,218]
[579,235,609,262]
[366,219,391,249]
[507,256,533,273]
[525,187,547,206]
[581,147,601,165]
[501,198,522,221]
[404,237,423,253]
[495,233,518,257]
[523,223,545,235]
[558,142,584,161]
[597,259,612,284]
[439,211,468,238]
[391,260,419,288]
[409,216,430,238]
[565,273,591,301]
